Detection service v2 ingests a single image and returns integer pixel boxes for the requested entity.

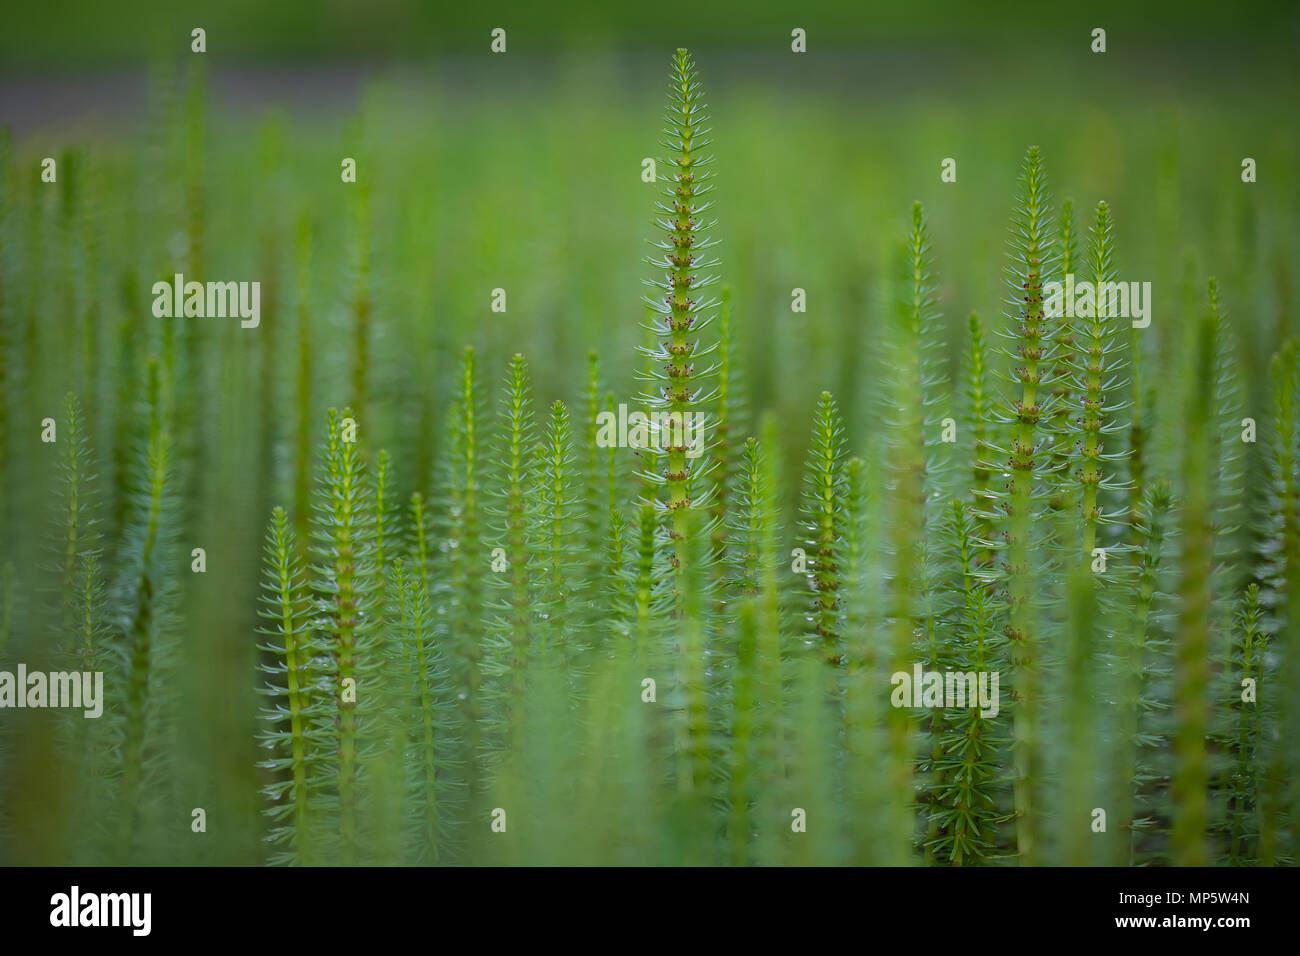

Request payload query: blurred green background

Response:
[1,0,1297,863]
[4,0,1298,62]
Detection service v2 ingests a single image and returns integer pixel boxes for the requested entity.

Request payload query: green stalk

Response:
[727,586,757,865]
[1000,146,1056,864]
[931,500,1000,865]
[1171,307,1216,867]
[391,558,441,862]
[1259,339,1298,865]
[451,347,486,807]
[256,507,313,864]
[580,351,604,559]
[1077,201,1117,561]
[491,354,537,708]
[842,454,879,862]
[722,435,773,862]
[310,407,377,865]
[727,438,765,597]
[372,449,395,612]
[641,48,720,579]
[1226,584,1264,864]
[631,501,659,673]
[1062,566,1098,864]
[535,400,582,665]
[1048,198,1078,511]
[1127,323,1150,534]
[801,392,847,661]
[964,312,998,566]
[674,507,711,805]
[710,285,743,596]
[753,414,787,864]
[1280,345,1300,868]
[1113,480,1170,864]
[603,393,629,628]
[409,492,431,595]
[119,356,170,860]
[51,392,99,636]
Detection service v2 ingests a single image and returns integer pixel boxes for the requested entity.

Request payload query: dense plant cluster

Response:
[0,50,1296,866]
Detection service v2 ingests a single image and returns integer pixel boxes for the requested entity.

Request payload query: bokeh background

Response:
[1,0,1297,863]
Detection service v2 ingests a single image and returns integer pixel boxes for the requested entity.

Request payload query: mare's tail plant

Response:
[801,392,847,662]
[1072,201,1130,564]
[927,500,1003,865]
[883,202,947,861]
[486,354,537,736]
[390,557,447,863]
[116,356,179,862]
[448,348,489,817]
[308,407,381,865]
[994,145,1058,864]
[256,507,315,865]
[1258,339,1299,864]
[166,47,1300,868]
[533,400,585,669]
[1171,308,1217,866]
[1113,479,1172,864]
[639,48,721,581]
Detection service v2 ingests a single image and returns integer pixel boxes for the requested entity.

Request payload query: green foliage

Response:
[116,356,181,862]
[307,407,382,864]
[994,145,1059,864]
[1047,198,1078,508]
[640,48,720,577]
[1071,201,1131,562]
[925,500,1003,865]
[485,354,537,714]
[389,558,448,863]
[256,507,315,865]
[2,47,1297,869]
[1258,339,1299,864]
[800,391,847,660]
[532,400,585,664]
[1216,583,1266,865]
